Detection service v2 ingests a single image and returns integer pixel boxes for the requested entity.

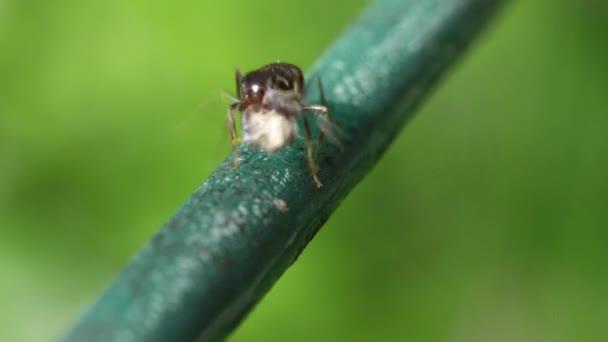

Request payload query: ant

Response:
[227,62,340,188]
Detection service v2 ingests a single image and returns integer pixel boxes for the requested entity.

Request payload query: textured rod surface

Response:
[65,0,504,341]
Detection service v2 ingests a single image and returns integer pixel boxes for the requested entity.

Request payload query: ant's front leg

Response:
[235,66,243,99]
[302,104,330,156]
[227,103,240,168]
[303,77,335,155]
[302,114,322,188]
[227,66,245,169]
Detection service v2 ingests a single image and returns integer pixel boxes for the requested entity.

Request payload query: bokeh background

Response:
[1,0,607,341]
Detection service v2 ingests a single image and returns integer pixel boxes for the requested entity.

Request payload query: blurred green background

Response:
[1,0,608,341]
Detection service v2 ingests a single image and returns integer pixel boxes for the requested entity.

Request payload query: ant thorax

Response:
[242,108,297,153]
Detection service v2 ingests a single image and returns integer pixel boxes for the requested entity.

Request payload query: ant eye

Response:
[249,84,265,102]
[274,76,291,90]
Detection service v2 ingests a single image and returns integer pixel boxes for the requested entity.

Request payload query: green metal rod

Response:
[65,0,504,340]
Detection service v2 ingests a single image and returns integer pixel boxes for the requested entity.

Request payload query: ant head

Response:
[240,71,270,107]
[236,63,304,110]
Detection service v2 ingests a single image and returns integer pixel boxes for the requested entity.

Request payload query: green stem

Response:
[64,0,505,341]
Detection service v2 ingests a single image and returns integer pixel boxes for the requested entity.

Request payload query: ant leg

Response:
[316,77,328,154]
[303,77,333,156]
[227,103,240,168]
[302,114,322,188]
[235,66,243,99]
[227,66,244,169]
[220,89,239,103]
[302,103,330,158]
